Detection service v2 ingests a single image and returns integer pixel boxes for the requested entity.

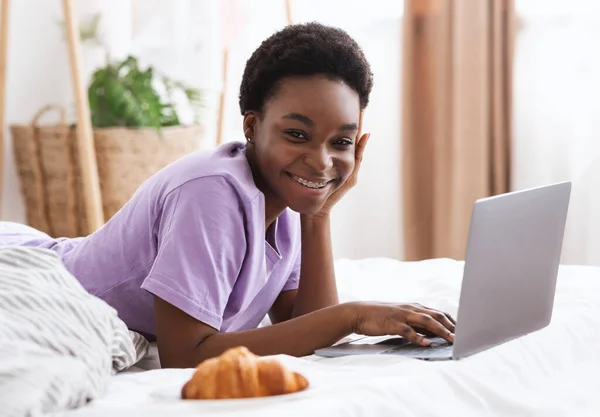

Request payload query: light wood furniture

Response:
[61,0,104,232]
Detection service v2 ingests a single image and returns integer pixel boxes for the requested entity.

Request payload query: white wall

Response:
[1,0,218,223]
[2,0,70,223]
[1,0,136,223]
[513,0,600,266]
[1,0,405,261]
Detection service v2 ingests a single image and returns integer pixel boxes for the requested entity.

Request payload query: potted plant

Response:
[88,55,202,130]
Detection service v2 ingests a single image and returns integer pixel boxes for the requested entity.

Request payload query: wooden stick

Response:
[61,0,104,233]
[285,0,293,25]
[0,0,9,218]
[216,48,228,146]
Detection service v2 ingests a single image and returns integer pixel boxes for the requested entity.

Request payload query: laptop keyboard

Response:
[379,337,453,358]
[392,343,453,355]
[428,339,451,348]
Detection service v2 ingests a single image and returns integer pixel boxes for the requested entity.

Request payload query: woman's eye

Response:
[333,138,354,147]
[286,130,307,140]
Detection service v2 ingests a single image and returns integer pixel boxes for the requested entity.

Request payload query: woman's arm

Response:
[154,295,456,368]
[154,295,352,368]
[268,214,338,323]
[293,214,339,316]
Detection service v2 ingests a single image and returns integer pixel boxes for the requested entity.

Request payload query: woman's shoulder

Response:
[142,141,261,207]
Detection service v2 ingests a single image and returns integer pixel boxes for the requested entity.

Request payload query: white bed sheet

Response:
[57,258,600,417]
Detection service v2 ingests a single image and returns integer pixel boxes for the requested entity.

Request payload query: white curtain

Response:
[128,0,406,260]
[513,0,600,266]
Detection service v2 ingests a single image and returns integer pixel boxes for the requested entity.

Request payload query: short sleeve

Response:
[141,177,246,330]
[281,243,301,292]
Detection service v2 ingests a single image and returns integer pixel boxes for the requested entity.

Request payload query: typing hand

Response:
[347,302,456,346]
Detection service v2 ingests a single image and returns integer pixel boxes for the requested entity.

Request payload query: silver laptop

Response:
[315,181,572,361]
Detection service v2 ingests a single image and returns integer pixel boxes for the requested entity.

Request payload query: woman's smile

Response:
[285,171,334,195]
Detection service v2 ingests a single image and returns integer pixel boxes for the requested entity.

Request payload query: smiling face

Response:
[244,75,360,216]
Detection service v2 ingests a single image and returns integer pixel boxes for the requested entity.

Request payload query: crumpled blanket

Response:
[0,246,149,416]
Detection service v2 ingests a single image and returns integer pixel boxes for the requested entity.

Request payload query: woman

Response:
[2,22,455,368]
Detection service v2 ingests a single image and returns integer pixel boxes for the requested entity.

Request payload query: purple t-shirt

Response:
[4,142,301,336]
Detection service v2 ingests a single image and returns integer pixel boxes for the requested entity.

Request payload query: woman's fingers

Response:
[357,110,364,139]
[399,324,431,347]
[410,304,457,330]
[405,312,455,344]
[445,312,457,326]
[343,133,370,189]
[355,133,370,163]
[421,308,456,333]
[352,302,457,346]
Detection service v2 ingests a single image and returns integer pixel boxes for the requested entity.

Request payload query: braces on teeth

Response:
[294,177,327,189]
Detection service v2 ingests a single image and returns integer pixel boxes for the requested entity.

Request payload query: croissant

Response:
[181,346,309,400]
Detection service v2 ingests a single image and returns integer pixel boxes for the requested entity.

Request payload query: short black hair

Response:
[239,22,374,114]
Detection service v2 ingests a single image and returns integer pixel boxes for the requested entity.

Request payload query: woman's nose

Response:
[304,147,333,172]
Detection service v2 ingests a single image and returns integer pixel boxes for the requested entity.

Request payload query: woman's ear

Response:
[242,112,257,143]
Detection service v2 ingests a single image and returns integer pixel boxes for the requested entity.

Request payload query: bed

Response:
[60,257,600,417]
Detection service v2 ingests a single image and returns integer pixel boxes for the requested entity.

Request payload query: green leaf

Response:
[87,54,204,133]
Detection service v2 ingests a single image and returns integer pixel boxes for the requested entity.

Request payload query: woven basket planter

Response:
[11,105,202,238]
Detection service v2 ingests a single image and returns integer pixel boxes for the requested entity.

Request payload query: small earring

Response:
[245,128,254,143]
